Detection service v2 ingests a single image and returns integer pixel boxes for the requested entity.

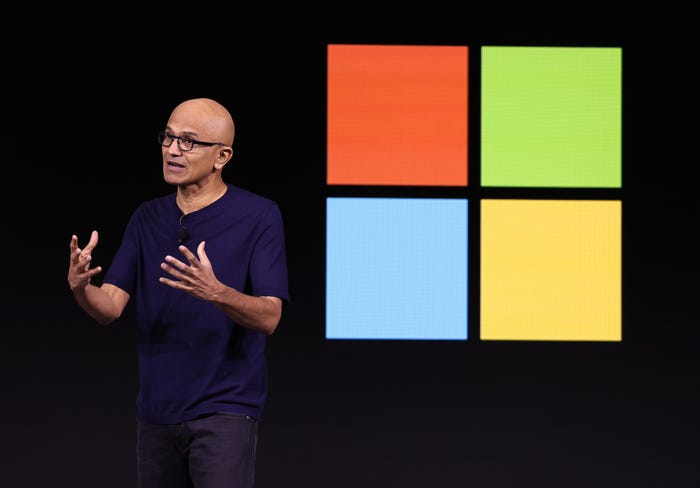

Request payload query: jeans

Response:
[137,412,258,488]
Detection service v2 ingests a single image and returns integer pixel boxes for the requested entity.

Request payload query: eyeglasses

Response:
[158,131,225,152]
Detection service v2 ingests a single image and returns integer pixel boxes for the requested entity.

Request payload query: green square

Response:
[481,46,622,188]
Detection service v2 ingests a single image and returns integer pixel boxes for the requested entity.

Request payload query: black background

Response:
[4,14,698,488]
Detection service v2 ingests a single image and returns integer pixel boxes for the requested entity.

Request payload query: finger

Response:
[72,248,93,269]
[71,241,93,264]
[158,276,182,289]
[83,230,99,253]
[84,266,102,278]
[71,246,82,264]
[70,234,78,253]
[161,260,191,281]
[177,245,198,265]
[77,253,91,267]
[163,255,187,270]
[71,263,102,279]
[196,241,210,267]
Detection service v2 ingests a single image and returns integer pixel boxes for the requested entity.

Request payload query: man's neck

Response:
[176,182,228,215]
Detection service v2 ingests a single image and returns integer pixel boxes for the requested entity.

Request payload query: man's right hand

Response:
[68,230,102,292]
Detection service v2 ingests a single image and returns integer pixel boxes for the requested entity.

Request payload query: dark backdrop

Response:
[4,14,698,488]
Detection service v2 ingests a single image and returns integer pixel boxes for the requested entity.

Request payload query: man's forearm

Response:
[210,286,282,335]
[72,284,122,325]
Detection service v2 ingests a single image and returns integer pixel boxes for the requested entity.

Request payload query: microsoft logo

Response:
[326,44,621,341]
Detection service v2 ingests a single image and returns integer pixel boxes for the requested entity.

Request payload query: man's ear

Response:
[215,147,233,170]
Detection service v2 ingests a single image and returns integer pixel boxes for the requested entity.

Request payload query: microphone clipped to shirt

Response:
[177,213,188,244]
[177,225,188,244]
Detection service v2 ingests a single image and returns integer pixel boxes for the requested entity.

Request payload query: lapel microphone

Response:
[177,214,188,244]
[177,225,188,244]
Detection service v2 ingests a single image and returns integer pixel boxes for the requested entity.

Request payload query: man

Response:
[67,97,290,487]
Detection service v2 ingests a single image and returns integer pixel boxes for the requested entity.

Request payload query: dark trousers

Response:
[137,412,258,488]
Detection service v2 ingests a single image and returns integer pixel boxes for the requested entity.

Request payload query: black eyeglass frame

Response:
[158,131,226,152]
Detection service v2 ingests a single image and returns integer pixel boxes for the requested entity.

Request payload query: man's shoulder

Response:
[132,191,176,216]
[227,184,278,209]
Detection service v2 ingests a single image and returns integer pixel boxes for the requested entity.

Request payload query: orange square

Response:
[327,44,468,186]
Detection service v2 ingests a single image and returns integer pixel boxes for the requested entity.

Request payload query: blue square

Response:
[326,197,468,340]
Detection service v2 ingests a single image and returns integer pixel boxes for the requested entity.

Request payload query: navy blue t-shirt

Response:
[103,183,289,424]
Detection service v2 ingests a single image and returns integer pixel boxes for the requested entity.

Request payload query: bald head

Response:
[168,98,235,146]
